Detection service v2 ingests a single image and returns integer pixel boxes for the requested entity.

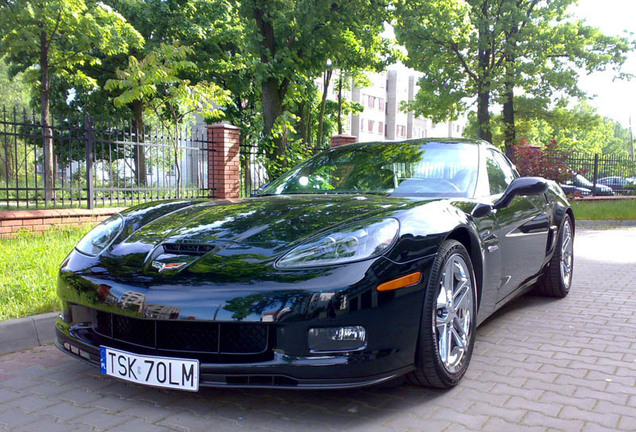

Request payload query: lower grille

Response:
[93,310,270,355]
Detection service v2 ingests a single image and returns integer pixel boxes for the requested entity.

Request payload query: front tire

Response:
[407,240,477,388]
[534,215,574,298]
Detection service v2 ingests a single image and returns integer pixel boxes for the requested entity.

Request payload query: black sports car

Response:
[55,139,574,390]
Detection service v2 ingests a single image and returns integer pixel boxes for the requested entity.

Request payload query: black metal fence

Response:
[238,140,326,197]
[1,108,212,209]
[563,152,636,195]
[239,142,269,198]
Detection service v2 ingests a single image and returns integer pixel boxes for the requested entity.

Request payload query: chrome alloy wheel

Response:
[435,254,474,374]
[560,218,574,287]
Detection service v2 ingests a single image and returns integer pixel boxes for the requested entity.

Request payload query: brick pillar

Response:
[330,134,357,148]
[207,123,240,199]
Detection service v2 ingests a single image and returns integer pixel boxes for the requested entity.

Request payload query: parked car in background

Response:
[563,174,614,196]
[558,183,592,198]
[597,176,636,195]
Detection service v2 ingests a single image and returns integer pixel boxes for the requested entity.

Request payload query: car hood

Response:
[100,195,420,275]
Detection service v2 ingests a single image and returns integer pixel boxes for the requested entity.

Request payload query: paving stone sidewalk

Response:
[0,227,635,432]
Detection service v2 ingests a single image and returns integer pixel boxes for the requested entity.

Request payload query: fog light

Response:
[308,326,366,352]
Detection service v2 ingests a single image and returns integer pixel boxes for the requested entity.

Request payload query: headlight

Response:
[277,218,399,268]
[75,214,124,256]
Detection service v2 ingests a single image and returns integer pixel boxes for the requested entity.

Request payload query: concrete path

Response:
[0,227,635,431]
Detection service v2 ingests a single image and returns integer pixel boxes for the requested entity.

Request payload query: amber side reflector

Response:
[377,272,422,292]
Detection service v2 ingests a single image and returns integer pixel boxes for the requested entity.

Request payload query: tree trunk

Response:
[316,69,333,152]
[40,31,55,204]
[502,77,516,157]
[298,101,306,144]
[476,89,492,143]
[337,73,343,135]
[253,4,290,177]
[173,128,181,199]
[132,100,147,186]
[476,2,493,144]
[262,77,287,162]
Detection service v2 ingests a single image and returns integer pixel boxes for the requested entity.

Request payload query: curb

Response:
[577,219,636,229]
[0,312,58,355]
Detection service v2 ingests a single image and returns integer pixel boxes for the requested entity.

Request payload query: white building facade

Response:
[326,67,467,143]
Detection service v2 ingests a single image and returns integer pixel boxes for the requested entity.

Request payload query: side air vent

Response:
[162,243,214,256]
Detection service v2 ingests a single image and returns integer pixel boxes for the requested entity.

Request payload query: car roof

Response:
[336,138,493,150]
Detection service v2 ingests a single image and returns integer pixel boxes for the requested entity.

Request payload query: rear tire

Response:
[533,215,574,298]
[407,240,477,388]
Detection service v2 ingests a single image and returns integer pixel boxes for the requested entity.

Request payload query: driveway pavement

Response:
[1,227,635,432]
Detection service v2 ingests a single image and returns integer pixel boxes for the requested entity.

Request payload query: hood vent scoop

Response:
[162,243,214,256]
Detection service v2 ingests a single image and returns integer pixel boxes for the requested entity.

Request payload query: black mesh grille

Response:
[112,314,154,346]
[156,320,219,351]
[93,310,269,355]
[220,324,268,353]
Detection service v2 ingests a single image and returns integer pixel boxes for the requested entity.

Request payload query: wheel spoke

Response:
[451,325,465,349]
[438,324,449,364]
[444,324,453,364]
[453,280,469,310]
[437,282,449,309]
[562,233,571,255]
[443,263,453,289]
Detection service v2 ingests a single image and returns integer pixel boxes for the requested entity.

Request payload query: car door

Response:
[482,149,550,303]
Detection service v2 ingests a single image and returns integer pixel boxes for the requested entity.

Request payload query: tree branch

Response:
[45,7,63,51]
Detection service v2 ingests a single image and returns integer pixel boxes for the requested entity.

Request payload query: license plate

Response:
[100,346,199,391]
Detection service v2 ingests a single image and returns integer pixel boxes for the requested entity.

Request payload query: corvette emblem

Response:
[151,261,187,272]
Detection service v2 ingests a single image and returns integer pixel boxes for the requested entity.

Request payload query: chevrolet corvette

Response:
[55,139,574,390]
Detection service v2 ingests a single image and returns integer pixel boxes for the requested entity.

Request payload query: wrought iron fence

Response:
[238,140,327,197]
[0,108,212,209]
[563,152,636,195]
[239,142,269,198]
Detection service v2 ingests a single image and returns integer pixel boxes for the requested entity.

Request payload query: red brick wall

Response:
[207,123,240,199]
[330,134,357,148]
[0,208,126,238]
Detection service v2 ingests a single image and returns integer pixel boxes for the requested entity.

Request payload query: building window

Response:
[378,122,383,134]
[368,120,375,132]
[378,98,384,110]
[360,117,365,131]
[368,96,376,108]
[397,125,406,137]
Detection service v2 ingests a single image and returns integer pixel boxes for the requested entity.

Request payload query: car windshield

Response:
[260,141,479,198]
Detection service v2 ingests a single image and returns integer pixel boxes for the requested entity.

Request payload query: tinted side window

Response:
[486,149,516,195]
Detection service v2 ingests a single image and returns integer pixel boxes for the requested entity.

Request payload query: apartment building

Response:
[329,67,467,142]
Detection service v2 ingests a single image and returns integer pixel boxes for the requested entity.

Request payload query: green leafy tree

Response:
[394,0,633,153]
[0,0,142,203]
[466,99,629,156]
[235,0,392,176]
[105,43,231,198]
[55,0,242,185]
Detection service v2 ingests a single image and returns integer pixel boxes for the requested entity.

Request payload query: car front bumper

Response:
[55,254,434,389]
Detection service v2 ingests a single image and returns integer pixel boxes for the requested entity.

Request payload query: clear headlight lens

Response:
[75,214,124,256]
[277,218,399,268]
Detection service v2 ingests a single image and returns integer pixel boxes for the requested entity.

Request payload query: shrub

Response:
[511,139,575,183]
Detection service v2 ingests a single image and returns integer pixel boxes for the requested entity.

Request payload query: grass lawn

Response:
[0,225,91,320]
[571,199,636,221]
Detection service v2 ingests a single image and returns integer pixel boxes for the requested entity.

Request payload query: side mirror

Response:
[494,177,548,210]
